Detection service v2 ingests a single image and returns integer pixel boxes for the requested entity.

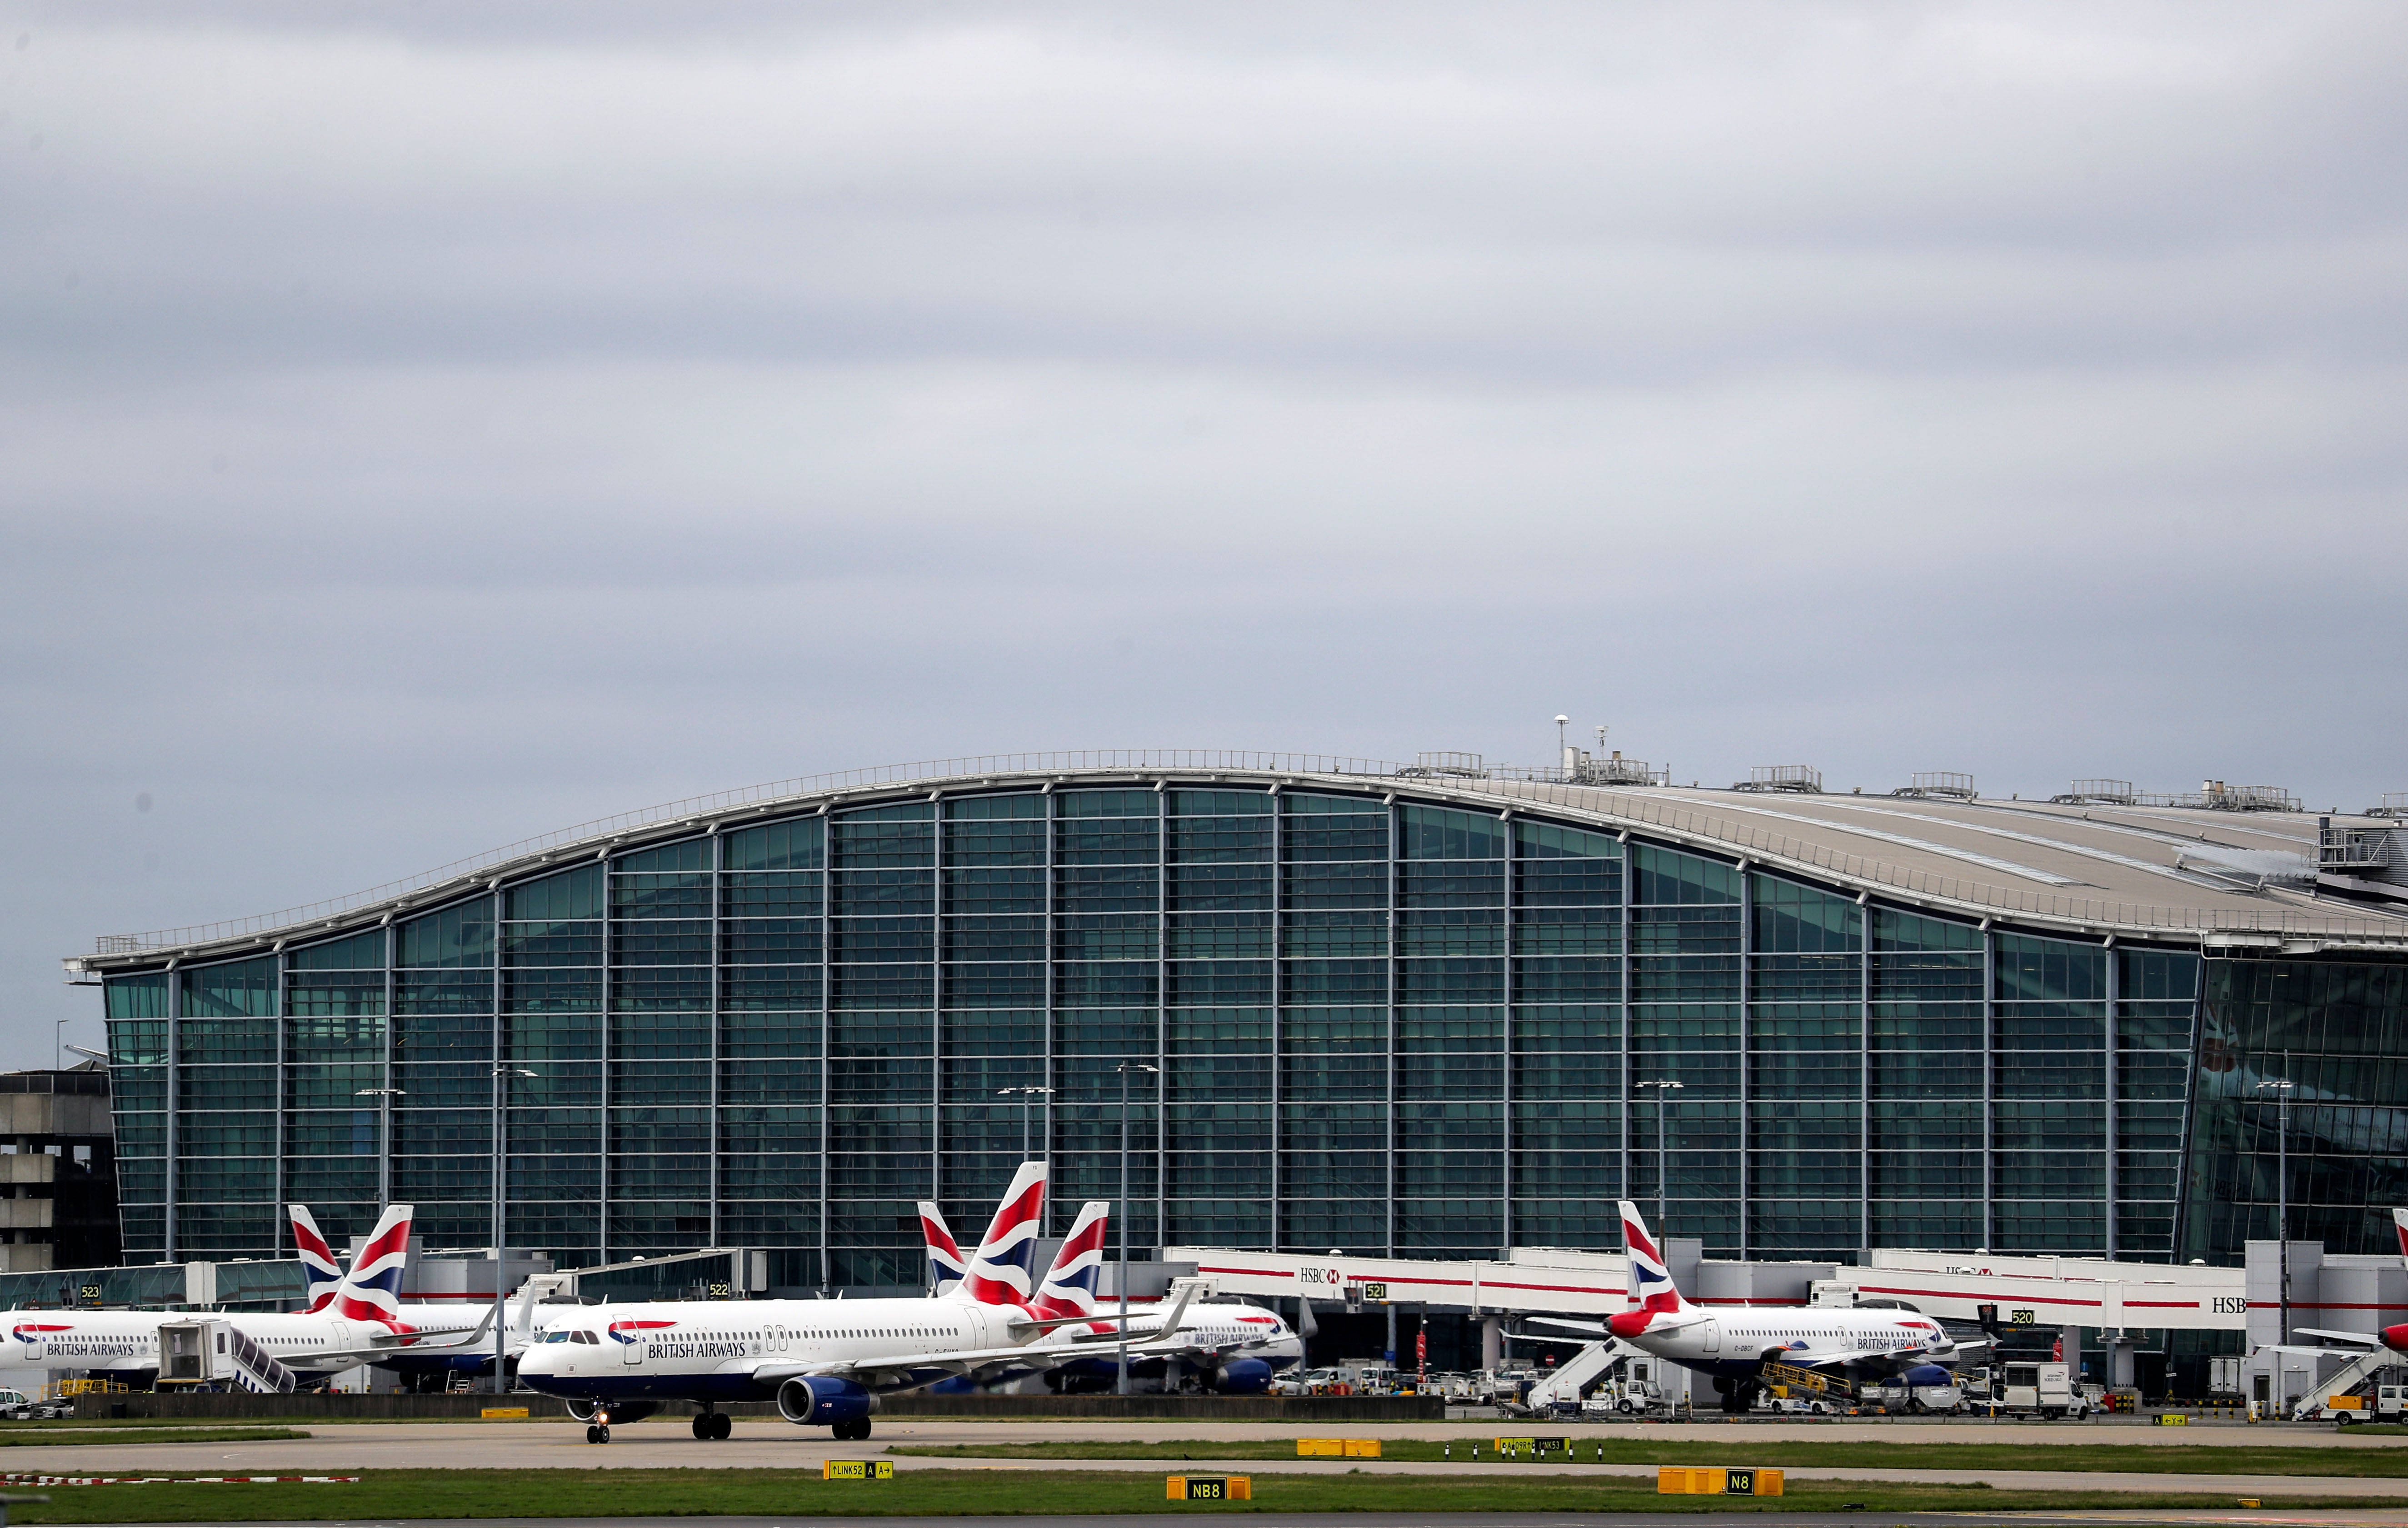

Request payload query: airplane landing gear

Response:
[585,1424,611,1444]
[830,1417,872,1442]
[692,1411,732,1440]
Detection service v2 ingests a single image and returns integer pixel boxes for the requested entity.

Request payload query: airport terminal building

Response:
[64,751,2408,1289]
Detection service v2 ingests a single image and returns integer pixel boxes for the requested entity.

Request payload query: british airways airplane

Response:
[984,1200,1304,1393]
[515,1166,1196,1442]
[0,1204,493,1388]
[1584,1200,1980,1413]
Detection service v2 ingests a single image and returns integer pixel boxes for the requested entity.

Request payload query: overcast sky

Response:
[3,1,2403,1067]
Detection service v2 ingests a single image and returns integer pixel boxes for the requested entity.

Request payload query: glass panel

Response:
[1397,806,1504,860]
[105,974,170,1019]
[1630,844,1740,904]
[504,865,604,921]
[398,900,495,968]
[723,817,827,872]
[287,931,385,971]
[180,958,277,1017]
[1752,876,1863,953]
[1996,934,2107,1002]
[613,839,712,874]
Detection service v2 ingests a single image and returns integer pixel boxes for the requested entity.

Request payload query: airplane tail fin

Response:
[957,1160,1048,1305]
[1616,1199,1695,1316]
[1030,1201,1110,1321]
[919,1201,969,1293]
[289,1204,343,1313]
[330,1203,415,1326]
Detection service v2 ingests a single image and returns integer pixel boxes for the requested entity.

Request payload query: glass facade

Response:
[97,778,2408,1279]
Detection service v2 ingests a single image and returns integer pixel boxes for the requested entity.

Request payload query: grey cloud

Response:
[2,1,2404,1062]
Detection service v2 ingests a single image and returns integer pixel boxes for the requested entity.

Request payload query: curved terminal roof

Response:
[66,750,2408,974]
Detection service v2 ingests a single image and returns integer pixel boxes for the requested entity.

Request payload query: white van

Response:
[1999,1361,2088,1419]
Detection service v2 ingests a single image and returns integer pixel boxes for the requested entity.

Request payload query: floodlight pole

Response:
[1636,1079,1684,1236]
[2258,1078,2295,1344]
[1114,1062,1159,1396]
[492,1065,538,1394]
[998,1085,1054,1162]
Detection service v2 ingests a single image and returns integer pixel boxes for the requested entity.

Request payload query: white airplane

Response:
[2,1205,495,1388]
[516,1165,1198,1443]
[1548,1200,1979,1413]
[516,1281,1197,1442]
[290,1204,583,1387]
[958,1199,1305,1393]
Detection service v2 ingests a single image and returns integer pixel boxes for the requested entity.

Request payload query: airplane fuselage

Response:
[515,1297,1018,1404]
[2,1306,489,1382]
[1617,1307,1962,1382]
[1039,1299,1302,1387]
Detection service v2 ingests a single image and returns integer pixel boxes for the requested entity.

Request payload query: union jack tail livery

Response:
[956,1160,1048,1306]
[1607,1200,1697,1338]
[289,1204,343,1313]
[1030,1200,1110,1322]
[330,1203,415,1327]
[918,1201,968,1292]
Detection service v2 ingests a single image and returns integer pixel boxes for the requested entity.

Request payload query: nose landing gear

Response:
[585,1423,611,1444]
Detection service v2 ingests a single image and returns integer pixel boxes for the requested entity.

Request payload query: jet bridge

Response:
[1166,1243,2255,1331]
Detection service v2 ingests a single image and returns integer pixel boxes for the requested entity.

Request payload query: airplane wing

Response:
[1009,1281,1199,1340]
[1760,1343,1894,1373]
[1526,1316,1612,1337]
[1768,1343,1958,1378]
[2297,1327,2387,1347]
[752,1334,1199,1387]
[286,1305,499,1369]
[1628,1311,1711,1335]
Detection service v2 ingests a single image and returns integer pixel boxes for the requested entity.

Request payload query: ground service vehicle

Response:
[1909,1382,1965,1413]
[2209,1355,2243,1400]
[1582,1202,1980,1413]
[1998,1361,2088,1418]
[0,1388,69,1420]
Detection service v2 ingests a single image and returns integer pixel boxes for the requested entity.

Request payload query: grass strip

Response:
[7,1468,2405,1523]
[887,1437,2408,1475]
[0,1428,307,1447]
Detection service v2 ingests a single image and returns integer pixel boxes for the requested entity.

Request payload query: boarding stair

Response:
[1522,1340,1636,1411]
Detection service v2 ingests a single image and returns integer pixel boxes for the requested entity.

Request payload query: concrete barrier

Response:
[77,1391,1444,1423]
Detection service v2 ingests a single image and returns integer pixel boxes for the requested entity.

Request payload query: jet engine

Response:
[1902,1364,1952,1388]
[1213,1358,1274,1394]
[778,1375,875,1425]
